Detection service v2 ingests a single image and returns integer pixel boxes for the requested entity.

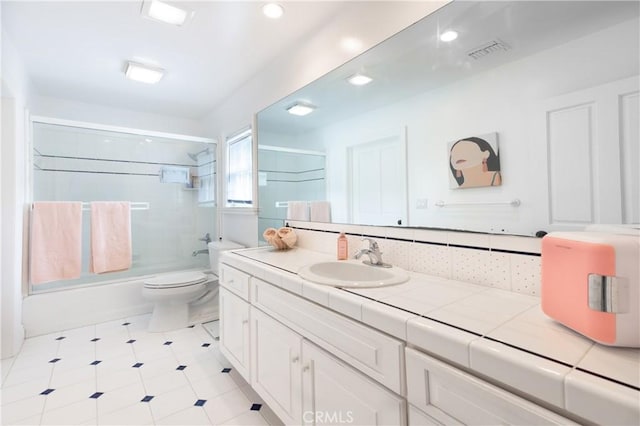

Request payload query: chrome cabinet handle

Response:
[302,364,310,372]
[291,356,299,363]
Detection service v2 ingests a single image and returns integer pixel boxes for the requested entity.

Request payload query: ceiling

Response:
[1,0,361,119]
[258,0,640,134]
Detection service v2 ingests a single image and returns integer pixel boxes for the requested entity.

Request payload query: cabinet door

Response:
[406,348,576,425]
[219,287,250,381]
[301,340,404,426]
[251,308,303,426]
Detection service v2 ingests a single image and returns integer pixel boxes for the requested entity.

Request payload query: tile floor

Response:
[1,315,278,425]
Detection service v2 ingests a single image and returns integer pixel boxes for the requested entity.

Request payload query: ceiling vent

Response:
[467,39,510,60]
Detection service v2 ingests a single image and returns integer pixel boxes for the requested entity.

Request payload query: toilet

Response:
[142,240,243,332]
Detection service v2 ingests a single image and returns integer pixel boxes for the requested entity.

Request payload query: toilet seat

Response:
[144,271,207,289]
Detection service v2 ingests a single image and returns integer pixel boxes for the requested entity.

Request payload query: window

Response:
[226,128,253,207]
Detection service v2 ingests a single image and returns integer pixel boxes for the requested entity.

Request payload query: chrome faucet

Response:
[193,233,211,256]
[355,238,391,268]
[192,248,209,257]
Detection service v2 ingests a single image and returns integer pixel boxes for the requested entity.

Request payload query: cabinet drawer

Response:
[406,348,576,425]
[252,277,404,394]
[219,263,250,301]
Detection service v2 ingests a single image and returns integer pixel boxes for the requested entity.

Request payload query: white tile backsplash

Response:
[412,228,448,244]
[450,247,490,286]
[490,234,542,254]
[409,243,451,278]
[290,224,543,297]
[448,231,491,248]
[510,254,542,296]
[376,239,412,270]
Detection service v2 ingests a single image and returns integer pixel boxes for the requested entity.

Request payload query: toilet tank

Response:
[207,240,244,275]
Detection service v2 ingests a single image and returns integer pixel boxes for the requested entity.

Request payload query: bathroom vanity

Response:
[218,246,639,426]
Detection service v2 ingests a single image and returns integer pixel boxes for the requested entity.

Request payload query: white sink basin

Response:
[298,261,409,288]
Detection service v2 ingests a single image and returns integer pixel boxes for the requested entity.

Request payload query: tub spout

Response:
[192,249,209,257]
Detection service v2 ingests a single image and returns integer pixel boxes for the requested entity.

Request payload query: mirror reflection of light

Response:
[287,103,316,116]
[347,74,373,86]
[440,30,458,42]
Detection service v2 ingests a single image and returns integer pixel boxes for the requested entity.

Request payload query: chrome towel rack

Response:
[31,202,150,211]
[435,199,521,207]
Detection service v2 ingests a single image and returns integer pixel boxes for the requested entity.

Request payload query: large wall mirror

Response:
[256,0,639,239]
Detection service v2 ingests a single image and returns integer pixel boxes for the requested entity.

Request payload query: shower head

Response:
[187,147,211,162]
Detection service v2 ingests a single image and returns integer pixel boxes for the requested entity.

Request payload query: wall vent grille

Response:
[467,39,510,60]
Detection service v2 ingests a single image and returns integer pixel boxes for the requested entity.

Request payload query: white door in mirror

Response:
[298,261,409,288]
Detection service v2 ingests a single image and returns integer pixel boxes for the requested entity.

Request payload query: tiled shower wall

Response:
[287,221,543,297]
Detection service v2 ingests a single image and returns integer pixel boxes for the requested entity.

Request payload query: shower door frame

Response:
[26,115,218,295]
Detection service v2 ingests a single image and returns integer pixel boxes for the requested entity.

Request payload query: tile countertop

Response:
[222,246,640,421]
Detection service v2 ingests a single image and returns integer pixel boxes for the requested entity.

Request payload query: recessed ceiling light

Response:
[125,61,165,84]
[340,37,363,53]
[262,3,284,19]
[141,0,192,26]
[347,74,373,86]
[440,30,458,42]
[287,103,316,116]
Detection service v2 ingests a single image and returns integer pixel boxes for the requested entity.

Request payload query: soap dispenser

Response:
[337,232,348,260]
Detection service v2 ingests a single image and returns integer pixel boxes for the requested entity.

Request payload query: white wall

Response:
[32,95,207,138]
[1,24,33,358]
[205,1,449,246]
[314,18,639,236]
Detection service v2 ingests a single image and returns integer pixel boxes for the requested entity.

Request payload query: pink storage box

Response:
[541,230,639,347]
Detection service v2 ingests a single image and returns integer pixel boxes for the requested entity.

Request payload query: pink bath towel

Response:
[30,202,83,285]
[90,202,132,274]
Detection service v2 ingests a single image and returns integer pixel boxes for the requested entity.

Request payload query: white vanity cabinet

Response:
[250,308,405,426]
[220,260,405,425]
[219,264,251,381]
[405,348,576,425]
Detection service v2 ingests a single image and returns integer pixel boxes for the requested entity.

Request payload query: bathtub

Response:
[22,268,214,337]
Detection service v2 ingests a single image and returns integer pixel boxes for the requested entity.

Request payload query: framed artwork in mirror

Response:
[448,132,502,189]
